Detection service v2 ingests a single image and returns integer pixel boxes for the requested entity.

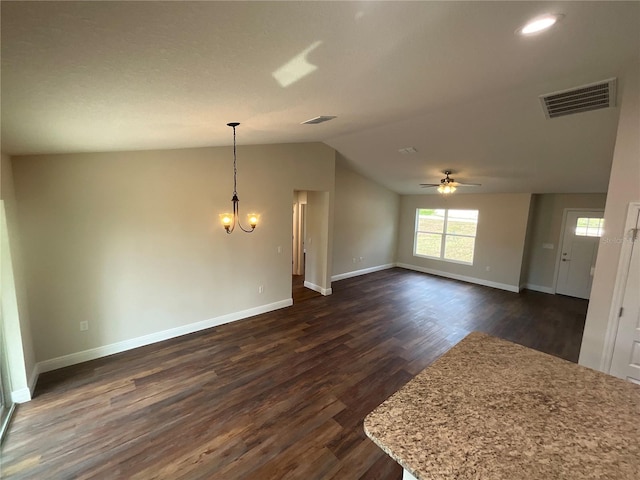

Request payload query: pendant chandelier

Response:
[219,122,258,234]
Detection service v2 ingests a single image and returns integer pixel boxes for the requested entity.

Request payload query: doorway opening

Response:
[292,191,321,303]
[292,191,306,278]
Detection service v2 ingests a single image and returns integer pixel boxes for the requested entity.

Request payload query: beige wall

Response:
[11,143,335,364]
[332,156,399,278]
[580,61,640,370]
[0,153,36,400]
[397,193,532,291]
[522,193,607,292]
[305,190,332,293]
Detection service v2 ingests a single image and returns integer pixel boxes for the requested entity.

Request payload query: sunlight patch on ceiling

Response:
[272,41,322,88]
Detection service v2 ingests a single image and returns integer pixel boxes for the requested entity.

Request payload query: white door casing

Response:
[556,209,604,299]
[292,202,298,275]
[608,205,640,383]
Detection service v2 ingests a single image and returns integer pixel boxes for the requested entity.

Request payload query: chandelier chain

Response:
[220,122,256,234]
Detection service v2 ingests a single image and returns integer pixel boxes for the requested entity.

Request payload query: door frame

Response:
[292,191,307,277]
[553,208,604,294]
[600,202,640,373]
[0,287,16,444]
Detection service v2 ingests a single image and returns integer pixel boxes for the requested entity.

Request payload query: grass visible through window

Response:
[414,209,478,264]
[576,217,604,237]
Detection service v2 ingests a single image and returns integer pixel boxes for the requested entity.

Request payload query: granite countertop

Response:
[364,332,640,480]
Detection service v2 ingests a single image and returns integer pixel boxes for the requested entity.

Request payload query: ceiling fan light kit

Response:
[438,184,456,195]
[420,170,481,195]
[437,171,457,194]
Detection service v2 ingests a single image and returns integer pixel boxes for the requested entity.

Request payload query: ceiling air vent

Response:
[539,78,616,119]
[398,146,417,154]
[301,115,337,125]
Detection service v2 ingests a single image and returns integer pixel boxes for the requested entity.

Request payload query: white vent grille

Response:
[539,78,616,119]
[398,146,417,154]
[301,115,336,125]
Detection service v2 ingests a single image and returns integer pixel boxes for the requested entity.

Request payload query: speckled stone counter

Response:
[364,332,640,480]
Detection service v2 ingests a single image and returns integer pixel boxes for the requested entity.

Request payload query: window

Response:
[414,209,479,264]
[575,217,604,237]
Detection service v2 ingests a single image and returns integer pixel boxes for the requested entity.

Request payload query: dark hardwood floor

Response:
[1,268,587,479]
[292,275,322,303]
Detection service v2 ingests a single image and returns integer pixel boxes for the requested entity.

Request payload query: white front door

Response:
[556,210,604,299]
[609,207,640,383]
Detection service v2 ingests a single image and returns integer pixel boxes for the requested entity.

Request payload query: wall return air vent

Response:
[539,78,616,119]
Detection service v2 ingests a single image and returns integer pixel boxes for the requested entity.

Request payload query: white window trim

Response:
[413,208,478,265]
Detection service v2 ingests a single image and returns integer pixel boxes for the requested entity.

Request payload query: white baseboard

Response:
[331,263,395,282]
[11,387,31,404]
[523,283,555,294]
[303,281,332,296]
[9,365,39,404]
[37,299,293,374]
[396,263,520,293]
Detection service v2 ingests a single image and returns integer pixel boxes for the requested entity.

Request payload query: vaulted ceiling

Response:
[2,1,638,194]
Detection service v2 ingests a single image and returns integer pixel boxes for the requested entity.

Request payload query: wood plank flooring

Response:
[292,275,322,303]
[0,268,588,479]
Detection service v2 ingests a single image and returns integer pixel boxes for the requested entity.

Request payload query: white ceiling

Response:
[2,1,639,194]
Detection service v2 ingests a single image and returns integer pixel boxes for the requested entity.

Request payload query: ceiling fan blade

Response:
[420,184,440,188]
[453,182,482,186]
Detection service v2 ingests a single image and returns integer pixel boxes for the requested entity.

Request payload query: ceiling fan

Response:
[420,170,481,194]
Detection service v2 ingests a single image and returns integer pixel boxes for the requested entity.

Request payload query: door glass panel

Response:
[576,217,604,237]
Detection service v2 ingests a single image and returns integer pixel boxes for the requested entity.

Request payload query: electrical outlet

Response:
[258,285,264,294]
[352,257,357,264]
[277,245,282,254]
[359,257,364,263]
[79,321,89,331]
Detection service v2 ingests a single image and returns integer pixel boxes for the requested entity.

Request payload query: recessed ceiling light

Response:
[518,14,563,36]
